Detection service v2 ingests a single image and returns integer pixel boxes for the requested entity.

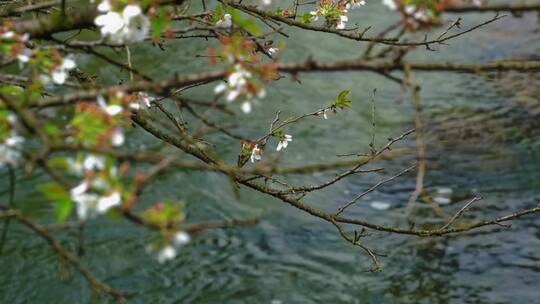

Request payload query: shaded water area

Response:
[1,2,540,303]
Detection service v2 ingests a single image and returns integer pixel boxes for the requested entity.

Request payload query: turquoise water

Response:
[1,2,540,303]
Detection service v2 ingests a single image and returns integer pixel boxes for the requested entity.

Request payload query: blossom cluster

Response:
[214,64,266,113]
[142,202,191,263]
[39,54,76,85]
[241,90,352,164]
[62,92,153,219]
[1,24,76,85]
[381,0,483,25]
[309,0,366,29]
[94,0,150,44]
[0,25,31,65]
[69,91,150,148]
[210,35,277,114]
[0,112,24,169]
[69,155,123,220]
[146,231,190,263]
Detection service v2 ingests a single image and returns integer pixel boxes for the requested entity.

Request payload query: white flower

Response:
[95,12,124,35]
[346,0,366,10]
[336,15,348,29]
[70,181,100,220]
[250,144,262,163]
[146,230,191,263]
[310,11,319,22]
[6,114,17,125]
[16,48,32,64]
[214,64,268,114]
[214,65,265,114]
[83,154,105,171]
[241,101,252,114]
[51,56,76,84]
[261,0,272,5]
[226,89,241,102]
[257,88,266,99]
[382,0,397,10]
[97,191,121,213]
[123,4,140,19]
[214,83,227,94]
[229,67,251,87]
[5,133,24,147]
[97,0,111,12]
[70,181,89,197]
[70,177,121,220]
[268,47,279,55]
[74,193,100,220]
[111,127,125,146]
[0,132,24,168]
[1,31,15,39]
[131,92,153,110]
[137,92,153,108]
[94,4,149,44]
[215,13,232,28]
[172,231,190,247]
[323,108,329,119]
[276,134,292,151]
[156,245,177,264]
[97,95,123,116]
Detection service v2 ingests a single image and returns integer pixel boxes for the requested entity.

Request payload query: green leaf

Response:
[44,122,60,137]
[302,13,313,24]
[38,182,73,222]
[333,90,352,109]
[54,199,73,223]
[272,128,284,137]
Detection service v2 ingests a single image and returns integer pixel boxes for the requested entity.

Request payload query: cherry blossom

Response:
[97,95,123,116]
[97,191,122,213]
[346,0,366,10]
[0,131,24,168]
[382,0,397,10]
[154,245,177,264]
[310,2,352,29]
[70,179,122,220]
[51,56,76,84]
[94,1,150,44]
[276,134,292,151]
[250,144,262,163]
[317,108,330,119]
[268,47,279,56]
[16,48,32,65]
[172,231,191,247]
[214,64,266,114]
[0,29,31,65]
[110,127,125,146]
[83,154,105,172]
[215,13,232,28]
[146,231,191,263]
[129,92,153,110]
[336,14,348,29]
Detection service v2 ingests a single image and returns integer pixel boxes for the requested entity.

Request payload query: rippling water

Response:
[1,2,540,303]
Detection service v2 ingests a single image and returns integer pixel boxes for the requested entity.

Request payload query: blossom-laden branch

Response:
[31,57,540,108]
[2,0,540,298]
